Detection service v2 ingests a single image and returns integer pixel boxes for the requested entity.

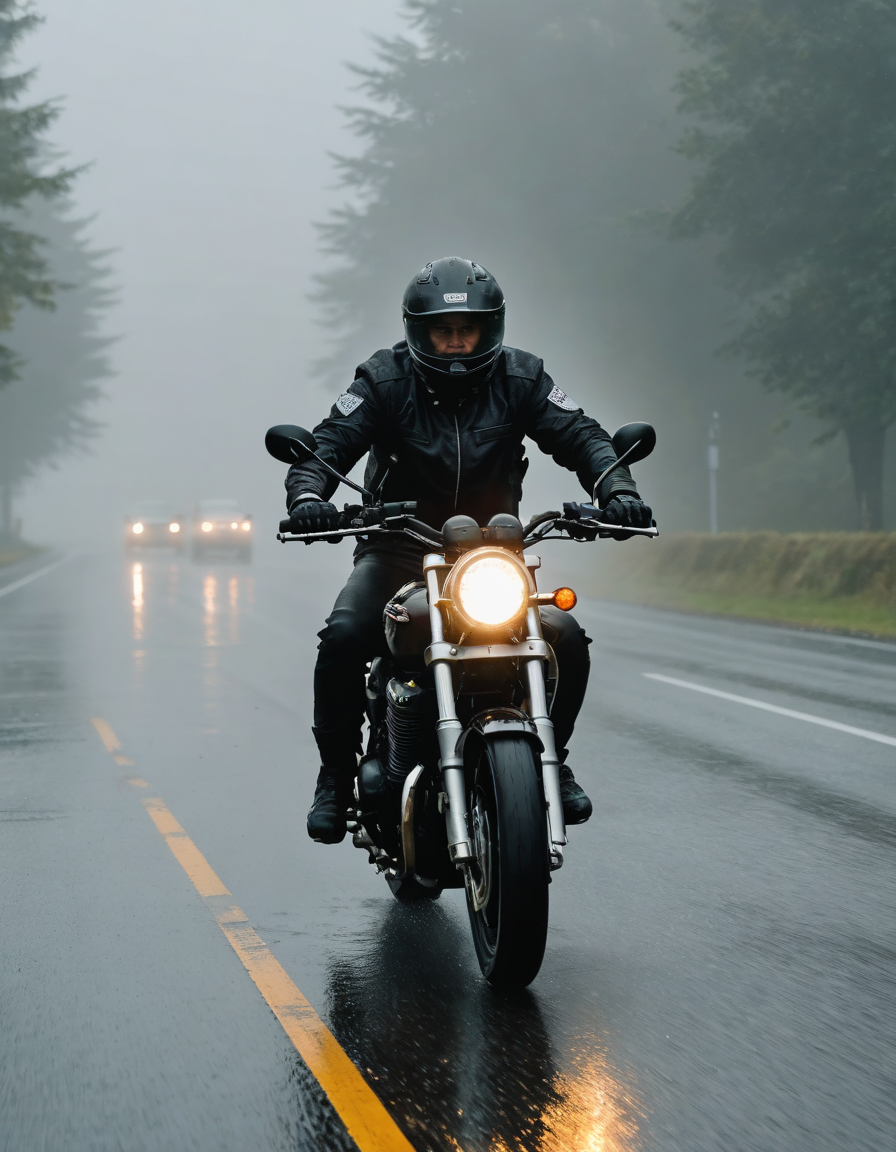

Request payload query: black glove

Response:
[598,494,653,539]
[288,499,341,533]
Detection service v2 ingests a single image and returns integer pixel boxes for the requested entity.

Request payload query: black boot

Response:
[559,765,592,825]
[308,728,359,845]
[307,767,351,844]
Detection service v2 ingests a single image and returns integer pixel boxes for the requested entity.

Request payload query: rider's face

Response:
[428,314,481,356]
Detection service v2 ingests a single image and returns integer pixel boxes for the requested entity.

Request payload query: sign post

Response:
[708,412,720,535]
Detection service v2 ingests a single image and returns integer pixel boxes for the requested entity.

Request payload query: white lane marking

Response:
[0,556,66,599]
[644,672,896,749]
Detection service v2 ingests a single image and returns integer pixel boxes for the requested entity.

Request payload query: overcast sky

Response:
[16,0,404,541]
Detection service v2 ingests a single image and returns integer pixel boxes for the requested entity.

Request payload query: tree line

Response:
[0,0,110,540]
[316,0,895,531]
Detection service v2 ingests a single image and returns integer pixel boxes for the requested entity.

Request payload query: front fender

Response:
[456,707,543,773]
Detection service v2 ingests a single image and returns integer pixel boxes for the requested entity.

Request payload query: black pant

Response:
[313,550,591,769]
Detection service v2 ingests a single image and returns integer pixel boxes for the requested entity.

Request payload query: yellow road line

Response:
[143,797,232,899]
[91,716,122,753]
[91,718,417,1152]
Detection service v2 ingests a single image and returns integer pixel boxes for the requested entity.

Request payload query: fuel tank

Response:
[383,580,430,675]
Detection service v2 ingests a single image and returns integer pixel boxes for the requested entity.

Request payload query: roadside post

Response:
[708,412,720,535]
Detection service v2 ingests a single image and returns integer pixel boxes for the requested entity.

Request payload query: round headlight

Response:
[455,554,528,628]
[169,522,180,533]
[201,521,213,532]
[132,522,144,534]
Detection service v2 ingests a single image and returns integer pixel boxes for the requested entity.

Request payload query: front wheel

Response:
[465,734,549,988]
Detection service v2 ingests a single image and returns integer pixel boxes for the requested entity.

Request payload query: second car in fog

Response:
[191,499,252,561]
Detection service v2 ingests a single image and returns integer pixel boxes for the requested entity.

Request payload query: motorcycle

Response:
[265,421,657,987]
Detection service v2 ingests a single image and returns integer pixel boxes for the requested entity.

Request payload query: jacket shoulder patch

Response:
[547,386,579,412]
[335,392,364,416]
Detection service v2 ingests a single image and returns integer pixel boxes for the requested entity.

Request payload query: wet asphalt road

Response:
[1,545,894,1152]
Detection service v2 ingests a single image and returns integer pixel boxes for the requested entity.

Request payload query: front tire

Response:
[465,734,549,988]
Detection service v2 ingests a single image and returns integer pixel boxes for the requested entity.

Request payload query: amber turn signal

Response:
[553,587,577,611]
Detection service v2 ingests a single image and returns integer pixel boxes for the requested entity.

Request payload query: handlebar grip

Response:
[279,509,354,534]
[562,501,598,520]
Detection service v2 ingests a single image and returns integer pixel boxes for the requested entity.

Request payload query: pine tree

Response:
[0,196,113,536]
[315,0,683,387]
[669,0,896,529]
[0,0,77,389]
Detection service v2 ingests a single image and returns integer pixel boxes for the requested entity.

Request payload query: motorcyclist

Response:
[286,257,653,843]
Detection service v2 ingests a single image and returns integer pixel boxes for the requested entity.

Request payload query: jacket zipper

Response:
[454,414,462,510]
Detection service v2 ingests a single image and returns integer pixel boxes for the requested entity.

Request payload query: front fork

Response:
[524,605,568,867]
[424,558,474,863]
[423,555,567,871]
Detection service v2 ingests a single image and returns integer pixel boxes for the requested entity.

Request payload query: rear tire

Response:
[465,734,549,988]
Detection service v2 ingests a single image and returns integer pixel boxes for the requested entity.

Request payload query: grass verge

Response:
[0,542,43,569]
[586,532,896,640]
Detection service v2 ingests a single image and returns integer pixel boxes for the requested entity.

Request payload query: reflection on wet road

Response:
[1,548,894,1151]
[326,901,640,1151]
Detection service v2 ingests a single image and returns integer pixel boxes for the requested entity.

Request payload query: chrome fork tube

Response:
[524,606,568,856]
[425,558,473,863]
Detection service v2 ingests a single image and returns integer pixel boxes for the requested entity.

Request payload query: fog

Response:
[15,0,403,546]
[8,0,894,544]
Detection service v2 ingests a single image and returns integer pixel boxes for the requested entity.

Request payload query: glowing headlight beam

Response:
[169,522,180,533]
[132,523,144,534]
[455,556,528,627]
[201,522,213,532]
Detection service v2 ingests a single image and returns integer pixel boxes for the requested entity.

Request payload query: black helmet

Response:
[402,257,505,388]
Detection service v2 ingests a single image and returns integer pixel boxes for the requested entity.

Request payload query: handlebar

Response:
[277,501,423,536]
[277,500,658,547]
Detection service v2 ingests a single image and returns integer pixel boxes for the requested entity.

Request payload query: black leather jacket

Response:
[286,342,637,551]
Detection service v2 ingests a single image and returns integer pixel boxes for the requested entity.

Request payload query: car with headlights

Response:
[125,501,184,551]
[192,499,252,561]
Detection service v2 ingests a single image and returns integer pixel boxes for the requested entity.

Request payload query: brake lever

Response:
[561,501,659,538]
[570,520,659,538]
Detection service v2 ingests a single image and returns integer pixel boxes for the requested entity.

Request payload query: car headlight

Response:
[452,552,529,628]
[201,521,213,532]
[241,522,251,531]
[132,522,144,534]
[169,522,180,533]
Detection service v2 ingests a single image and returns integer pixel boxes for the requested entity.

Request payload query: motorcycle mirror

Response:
[264,422,376,504]
[611,422,656,466]
[265,424,318,464]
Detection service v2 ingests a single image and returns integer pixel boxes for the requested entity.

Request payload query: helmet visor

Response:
[405,309,505,367]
